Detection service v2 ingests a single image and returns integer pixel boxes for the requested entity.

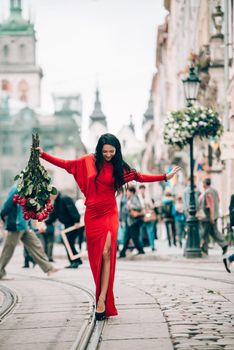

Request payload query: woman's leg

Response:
[146,222,155,250]
[97,231,111,312]
[165,221,171,246]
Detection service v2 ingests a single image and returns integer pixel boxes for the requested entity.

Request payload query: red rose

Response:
[19,198,27,206]
[36,212,44,222]
[13,195,18,203]
[23,212,30,220]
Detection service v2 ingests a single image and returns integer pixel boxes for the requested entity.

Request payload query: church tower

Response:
[89,89,108,151]
[0,0,43,108]
[142,90,154,131]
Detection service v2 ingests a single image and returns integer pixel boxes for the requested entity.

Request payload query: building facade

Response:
[148,0,234,212]
[0,1,86,203]
[0,0,42,108]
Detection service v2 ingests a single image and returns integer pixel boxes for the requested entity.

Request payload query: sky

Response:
[1,0,166,142]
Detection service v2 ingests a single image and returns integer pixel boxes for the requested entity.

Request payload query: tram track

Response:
[0,285,18,323]
[0,273,105,350]
[0,263,232,350]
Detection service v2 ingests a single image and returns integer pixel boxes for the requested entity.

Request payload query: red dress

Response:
[41,152,165,317]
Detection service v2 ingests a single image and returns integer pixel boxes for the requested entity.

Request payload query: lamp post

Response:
[182,66,202,258]
[212,5,224,36]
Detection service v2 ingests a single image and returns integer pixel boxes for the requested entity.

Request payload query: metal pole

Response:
[224,0,229,131]
[184,137,202,258]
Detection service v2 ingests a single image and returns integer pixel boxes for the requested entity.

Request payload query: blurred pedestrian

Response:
[75,196,86,251]
[36,221,55,262]
[229,194,234,228]
[119,185,145,257]
[138,185,156,251]
[223,254,234,273]
[174,196,186,248]
[199,178,228,255]
[23,246,36,268]
[183,176,200,217]
[117,188,128,247]
[0,186,58,279]
[222,194,234,273]
[162,189,177,247]
[43,192,83,268]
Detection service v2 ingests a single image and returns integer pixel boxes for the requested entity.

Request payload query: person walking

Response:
[43,192,83,268]
[138,185,156,251]
[36,222,55,262]
[119,185,145,257]
[75,196,86,251]
[162,189,177,247]
[183,176,200,218]
[36,133,180,320]
[200,178,228,255]
[174,196,186,248]
[223,193,234,273]
[117,188,128,248]
[0,186,58,279]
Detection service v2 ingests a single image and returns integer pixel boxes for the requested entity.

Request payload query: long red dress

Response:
[41,152,166,317]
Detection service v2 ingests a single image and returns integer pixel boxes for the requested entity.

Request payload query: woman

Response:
[36,133,180,320]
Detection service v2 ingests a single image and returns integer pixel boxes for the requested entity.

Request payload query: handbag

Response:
[143,209,157,222]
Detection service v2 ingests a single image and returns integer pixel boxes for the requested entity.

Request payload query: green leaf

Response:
[51,187,57,195]
[29,199,37,205]
[36,203,41,211]
[27,185,34,196]
[14,175,20,181]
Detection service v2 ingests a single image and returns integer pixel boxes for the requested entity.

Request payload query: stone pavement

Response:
[0,239,233,350]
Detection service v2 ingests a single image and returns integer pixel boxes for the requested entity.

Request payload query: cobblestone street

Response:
[0,241,233,349]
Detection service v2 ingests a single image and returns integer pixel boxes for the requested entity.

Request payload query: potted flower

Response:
[163,106,223,149]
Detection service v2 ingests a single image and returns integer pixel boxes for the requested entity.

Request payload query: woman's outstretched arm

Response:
[124,166,181,183]
[36,147,77,174]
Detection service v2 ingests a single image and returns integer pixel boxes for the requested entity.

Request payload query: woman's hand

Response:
[35,147,43,156]
[166,166,181,180]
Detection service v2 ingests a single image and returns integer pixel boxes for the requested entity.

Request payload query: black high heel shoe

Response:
[95,310,106,321]
[95,296,106,321]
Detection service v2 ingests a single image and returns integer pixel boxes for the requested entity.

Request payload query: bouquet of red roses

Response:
[13,133,57,221]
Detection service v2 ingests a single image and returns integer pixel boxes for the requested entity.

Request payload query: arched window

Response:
[19,43,26,60]
[1,80,12,92]
[18,80,29,102]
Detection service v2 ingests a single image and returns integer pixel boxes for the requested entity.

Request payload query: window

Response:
[3,45,9,60]
[1,80,12,92]
[18,80,29,102]
[19,44,26,60]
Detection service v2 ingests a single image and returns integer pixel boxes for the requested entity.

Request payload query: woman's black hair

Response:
[94,133,131,190]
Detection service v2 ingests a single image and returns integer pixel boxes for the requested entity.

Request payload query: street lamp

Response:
[182,66,200,107]
[212,5,224,36]
[182,66,202,258]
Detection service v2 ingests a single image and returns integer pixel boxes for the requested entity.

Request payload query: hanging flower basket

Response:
[13,133,57,221]
[163,106,223,149]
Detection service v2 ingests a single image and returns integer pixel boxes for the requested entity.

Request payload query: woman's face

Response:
[102,144,116,161]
